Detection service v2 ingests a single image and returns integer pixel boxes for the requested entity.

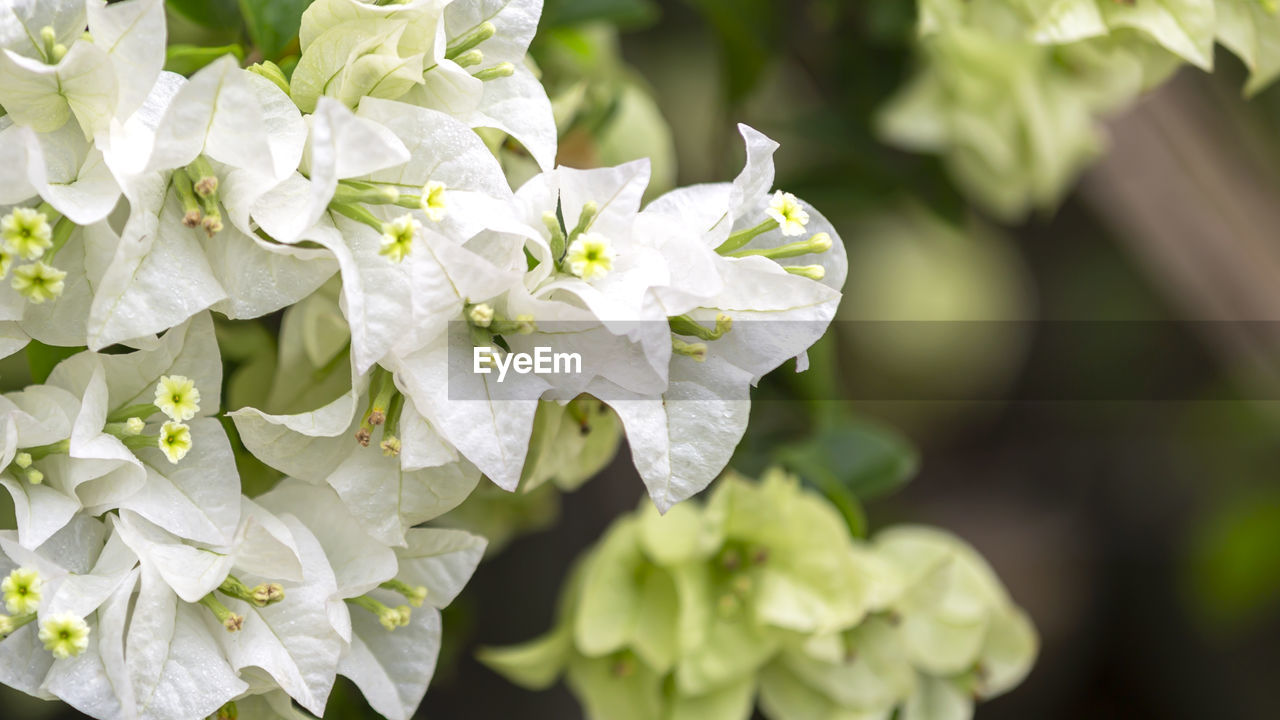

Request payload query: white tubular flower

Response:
[38,613,90,660]
[565,232,616,281]
[158,421,193,464]
[11,262,67,303]
[2,567,42,615]
[1,208,53,260]
[154,374,201,422]
[420,180,447,222]
[766,190,810,237]
[380,214,422,263]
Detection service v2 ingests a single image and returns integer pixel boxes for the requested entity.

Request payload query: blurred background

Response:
[8,0,1280,718]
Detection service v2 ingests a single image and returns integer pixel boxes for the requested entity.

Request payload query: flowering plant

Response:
[0,2,1035,719]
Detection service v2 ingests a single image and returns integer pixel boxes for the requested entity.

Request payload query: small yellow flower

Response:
[565,233,616,281]
[12,262,66,303]
[154,375,201,422]
[1,208,53,260]
[2,568,42,615]
[766,191,810,237]
[0,248,12,279]
[158,421,193,464]
[38,613,90,659]
[379,214,421,264]
[420,181,447,223]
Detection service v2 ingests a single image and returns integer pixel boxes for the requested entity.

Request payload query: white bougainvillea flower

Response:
[299,0,556,169]
[231,363,481,546]
[254,97,527,372]
[0,118,123,228]
[579,127,845,511]
[0,218,118,353]
[256,478,487,720]
[0,514,140,717]
[88,60,335,349]
[25,314,241,548]
[113,501,346,717]
[0,0,165,138]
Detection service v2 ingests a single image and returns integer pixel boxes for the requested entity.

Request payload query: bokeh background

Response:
[7,0,1280,718]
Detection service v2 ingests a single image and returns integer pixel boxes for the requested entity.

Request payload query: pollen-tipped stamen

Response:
[199,593,244,632]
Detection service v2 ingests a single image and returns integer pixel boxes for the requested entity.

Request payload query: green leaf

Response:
[239,0,311,60]
[776,414,919,524]
[1188,490,1280,628]
[682,0,782,102]
[542,0,661,29]
[164,44,246,77]
[25,341,83,384]
[167,0,242,29]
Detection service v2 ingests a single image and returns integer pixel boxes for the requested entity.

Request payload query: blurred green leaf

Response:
[543,0,661,29]
[25,341,82,384]
[167,0,242,29]
[238,0,310,60]
[164,43,245,76]
[778,415,920,504]
[682,0,780,102]
[1188,490,1280,630]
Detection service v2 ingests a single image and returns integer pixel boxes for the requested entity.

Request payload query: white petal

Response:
[257,479,397,598]
[340,605,442,720]
[119,418,241,546]
[147,56,273,177]
[601,355,754,512]
[396,527,486,609]
[87,0,167,121]
[127,566,247,720]
[114,512,233,603]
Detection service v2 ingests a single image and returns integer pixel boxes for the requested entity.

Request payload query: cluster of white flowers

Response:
[0,1,845,719]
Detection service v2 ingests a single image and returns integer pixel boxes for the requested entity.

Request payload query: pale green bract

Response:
[885,0,1280,218]
[481,469,1038,720]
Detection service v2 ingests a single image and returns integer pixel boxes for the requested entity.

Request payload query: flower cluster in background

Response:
[880,0,1280,219]
[482,469,1038,720]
